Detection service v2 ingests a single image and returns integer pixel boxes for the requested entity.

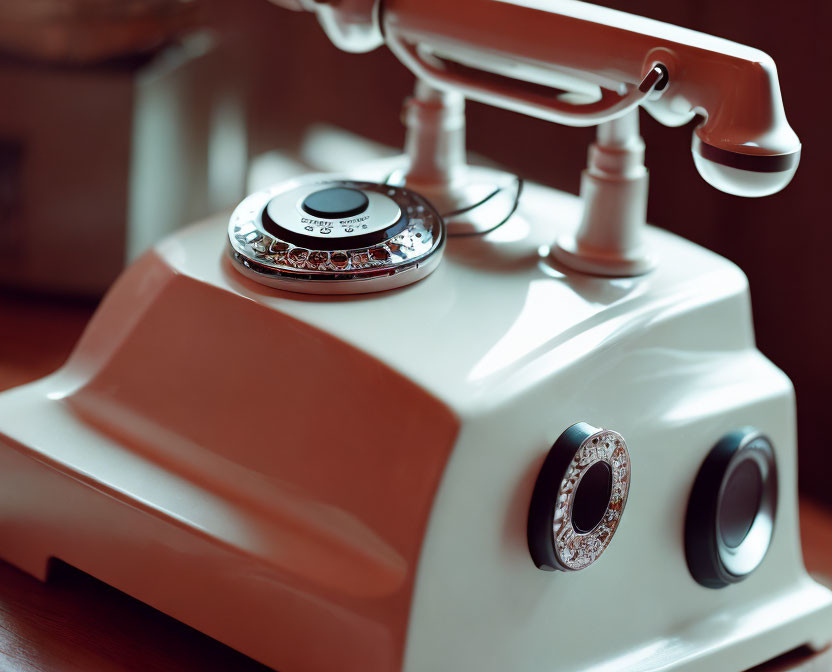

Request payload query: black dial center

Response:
[572,461,613,534]
[301,187,369,220]
[260,181,410,251]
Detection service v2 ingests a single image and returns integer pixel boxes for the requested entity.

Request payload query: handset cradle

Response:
[279,0,799,277]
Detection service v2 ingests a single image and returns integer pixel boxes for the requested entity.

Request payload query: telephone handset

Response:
[244,0,799,290]
[273,0,799,195]
[383,0,799,196]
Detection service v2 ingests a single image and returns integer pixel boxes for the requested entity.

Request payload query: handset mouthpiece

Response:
[691,138,800,198]
[673,50,801,197]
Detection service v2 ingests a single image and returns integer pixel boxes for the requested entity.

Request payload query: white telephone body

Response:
[0,1,828,671]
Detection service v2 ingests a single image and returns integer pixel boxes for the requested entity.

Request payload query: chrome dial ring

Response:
[227,177,445,295]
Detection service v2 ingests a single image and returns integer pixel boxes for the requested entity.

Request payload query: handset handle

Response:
[390,38,668,128]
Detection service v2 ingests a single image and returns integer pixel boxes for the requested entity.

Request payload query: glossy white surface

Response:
[225,179,832,668]
[213,179,752,414]
[0,176,830,670]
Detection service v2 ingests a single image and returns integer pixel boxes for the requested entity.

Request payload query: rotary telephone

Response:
[0,2,827,672]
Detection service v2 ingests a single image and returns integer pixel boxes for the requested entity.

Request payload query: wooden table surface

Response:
[0,289,830,671]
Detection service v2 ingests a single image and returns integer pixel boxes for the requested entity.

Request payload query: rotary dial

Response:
[227,178,445,295]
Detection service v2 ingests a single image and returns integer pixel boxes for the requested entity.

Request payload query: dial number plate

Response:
[227,177,445,295]
[267,186,401,242]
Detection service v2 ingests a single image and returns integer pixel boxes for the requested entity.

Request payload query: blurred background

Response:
[0,0,829,502]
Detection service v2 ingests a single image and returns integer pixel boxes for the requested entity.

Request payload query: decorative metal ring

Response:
[528,422,631,572]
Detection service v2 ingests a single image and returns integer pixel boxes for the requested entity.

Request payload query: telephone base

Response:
[0,176,830,672]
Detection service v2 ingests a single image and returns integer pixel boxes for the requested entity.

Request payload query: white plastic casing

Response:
[0,166,829,672]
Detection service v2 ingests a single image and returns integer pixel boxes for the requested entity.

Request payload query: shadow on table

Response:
[0,558,272,672]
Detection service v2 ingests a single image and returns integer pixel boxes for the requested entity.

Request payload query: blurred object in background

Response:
[0,0,200,64]
[0,0,253,295]
[0,0,388,296]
